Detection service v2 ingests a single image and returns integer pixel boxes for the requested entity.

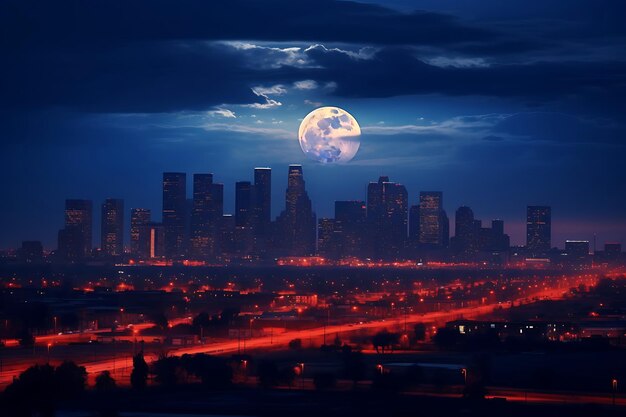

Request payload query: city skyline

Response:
[2,1,626,252]
[5,164,622,254]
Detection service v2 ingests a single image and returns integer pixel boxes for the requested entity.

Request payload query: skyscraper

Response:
[453,206,477,258]
[526,206,551,255]
[419,192,446,247]
[190,174,223,260]
[235,181,253,228]
[275,165,316,256]
[253,167,272,236]
[138,222,164,259]
[58,199,93,261]
[101,198,124,257]
[366,176,408,259]
[130,208,151,259]
[162,172,187,259]
[335,200,366,258]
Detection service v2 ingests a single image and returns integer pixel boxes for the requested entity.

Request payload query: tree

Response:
[414,323,426,342]
[54,361,87,399]
[288,338,302,350]
[131,351,149,390]
[152,355,183,386]
[4,364,57,417]
[372,330,400,353]
[95,371,117,391]
[149,312,169,331]
[181,353,232,388]
[3,361,86,417]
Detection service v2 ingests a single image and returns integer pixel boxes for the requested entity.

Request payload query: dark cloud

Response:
[0,0,491,47]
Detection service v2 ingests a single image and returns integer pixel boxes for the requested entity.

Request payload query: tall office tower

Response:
[190,174,224,260]
[526,206,551,255]
[101,198,124,257]
[234,181,254,256]
[490,219,510,251]
[253,167,272,235]
[453,206,477,258]
[334,200,366,258]
[235,181,253,228]
[58,199,93,261]
[419,191,446,247]
[317,218,338,259]
[137,222,164,259]
[275,165,316,256]
[162,172,187,259]
[219,214,236,256]
[366,176,408,259]
[130,208,151,258]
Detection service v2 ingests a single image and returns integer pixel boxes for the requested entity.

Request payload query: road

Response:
[0,283,570,388]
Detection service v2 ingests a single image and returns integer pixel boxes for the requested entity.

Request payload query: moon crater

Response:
[298,106,361,163]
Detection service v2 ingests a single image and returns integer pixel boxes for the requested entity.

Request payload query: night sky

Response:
[1,0,625,249]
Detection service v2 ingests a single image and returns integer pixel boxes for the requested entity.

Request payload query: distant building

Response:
[367,177,408,259]
[317,218,337,258]
[58,199,93,261]
[334,200,366,258]
[526,206,551,255]
[253,167,272,237]
[101,198,124,257]
[145,222,165,259]
[162,173,187,259]
[564,240,590,265]
[130,208,151,259]
[19,241,43,264]
[408,205,420,244]
[453,206,477,258]
[604,243,622,262]
[190,173,223,260]
[275,165,316,256]
[419,192,447,248]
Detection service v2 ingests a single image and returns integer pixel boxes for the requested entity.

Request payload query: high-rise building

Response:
[526,206,551,255]
[275,165,316,256]
[253,167,272,236]
[334,200,366,258]
[366,176,408,259]
[317,218,337,259]
[419,192,447,247]
[235,181,253,228]
[162,173,187,259]
[57,199,93,261]
[453,206,477,258]
[408,205,420,243]
[130,208,151,258]
[101,198,124,257]
[138,222,164,259]
[190,174,223,260]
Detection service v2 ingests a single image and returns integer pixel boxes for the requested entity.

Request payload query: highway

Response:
[0,283,570,388]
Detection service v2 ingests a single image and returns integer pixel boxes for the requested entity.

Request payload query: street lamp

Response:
[47,343,52,363]
[376,364,384,375]
[461,368,467,385]
[299,363,305,389]
[612,378,618,406]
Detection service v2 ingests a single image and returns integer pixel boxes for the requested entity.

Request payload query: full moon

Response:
[298,106,361,163]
